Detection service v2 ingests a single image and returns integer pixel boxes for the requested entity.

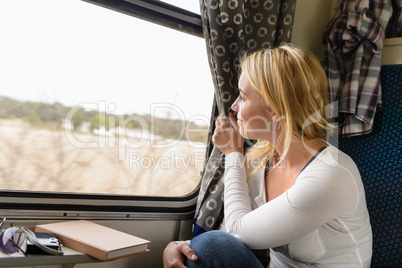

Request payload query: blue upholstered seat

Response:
[338,65,401,267]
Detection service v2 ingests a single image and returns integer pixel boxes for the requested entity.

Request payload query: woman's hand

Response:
[212,112,244,156]
[163,242,198,268]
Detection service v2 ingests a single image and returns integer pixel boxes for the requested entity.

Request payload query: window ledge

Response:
[0,247,100,268]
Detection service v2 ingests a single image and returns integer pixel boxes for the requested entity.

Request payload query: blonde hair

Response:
[241,44,330,176]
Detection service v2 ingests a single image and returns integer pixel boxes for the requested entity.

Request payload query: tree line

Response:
[0,96,209,143]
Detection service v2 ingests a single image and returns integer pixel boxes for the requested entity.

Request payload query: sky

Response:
[0,0,214,123]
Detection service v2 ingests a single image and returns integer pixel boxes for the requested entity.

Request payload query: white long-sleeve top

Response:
[221,144,372,267]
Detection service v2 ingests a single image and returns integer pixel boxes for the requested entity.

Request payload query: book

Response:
[35,220,150,261]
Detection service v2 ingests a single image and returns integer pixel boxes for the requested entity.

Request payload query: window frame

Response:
[83,0,203,37]
[0,0,212,220]
[0,190,200,220]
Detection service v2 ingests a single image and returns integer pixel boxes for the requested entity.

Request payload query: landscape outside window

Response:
[0,0,213,196]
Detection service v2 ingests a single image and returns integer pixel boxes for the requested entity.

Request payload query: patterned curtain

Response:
[193,0,297,235]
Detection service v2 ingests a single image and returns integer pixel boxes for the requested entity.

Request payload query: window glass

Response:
[160,0,200,14]
[0,0,213,196]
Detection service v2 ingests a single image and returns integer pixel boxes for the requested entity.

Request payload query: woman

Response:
[163,44,372,267]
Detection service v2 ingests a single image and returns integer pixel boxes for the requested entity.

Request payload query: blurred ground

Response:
[0,119,206,196]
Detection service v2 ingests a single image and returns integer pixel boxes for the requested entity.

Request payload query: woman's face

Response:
[231,73,278,141]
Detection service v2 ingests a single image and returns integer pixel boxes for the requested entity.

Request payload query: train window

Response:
[0,0,213,197]
[161,0,200,14]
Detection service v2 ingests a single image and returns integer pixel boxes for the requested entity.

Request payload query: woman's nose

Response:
[231,97,239,112]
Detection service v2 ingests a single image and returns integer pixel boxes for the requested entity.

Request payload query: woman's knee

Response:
[190,230,240,252]
[185,230,264,268]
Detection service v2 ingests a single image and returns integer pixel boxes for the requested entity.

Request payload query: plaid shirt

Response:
[323,0,392,137]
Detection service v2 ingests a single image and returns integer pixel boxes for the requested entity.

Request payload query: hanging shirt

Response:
[323,0,392,136]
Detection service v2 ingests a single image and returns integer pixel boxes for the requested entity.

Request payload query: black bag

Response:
[23,228,64,255]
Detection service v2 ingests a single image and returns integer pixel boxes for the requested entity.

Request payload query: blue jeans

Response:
[184,230,265,268]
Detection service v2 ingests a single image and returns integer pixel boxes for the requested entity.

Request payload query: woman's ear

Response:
[272,114,283,124]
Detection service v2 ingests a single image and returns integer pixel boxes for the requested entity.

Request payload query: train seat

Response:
[338,64,401,267]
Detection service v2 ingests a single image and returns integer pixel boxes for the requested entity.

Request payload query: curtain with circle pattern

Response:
[193,0,297,235]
